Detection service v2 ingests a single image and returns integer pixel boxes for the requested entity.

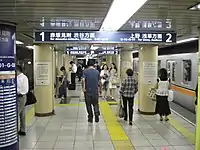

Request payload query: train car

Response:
[132,40,198,113]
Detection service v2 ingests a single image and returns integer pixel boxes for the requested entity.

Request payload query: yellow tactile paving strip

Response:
[99,101,133,150]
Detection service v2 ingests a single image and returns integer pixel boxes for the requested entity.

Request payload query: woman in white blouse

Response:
[155,68,171,121]
[100,64,110,100]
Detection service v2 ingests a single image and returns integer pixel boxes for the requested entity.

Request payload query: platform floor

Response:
[20,85,196,150]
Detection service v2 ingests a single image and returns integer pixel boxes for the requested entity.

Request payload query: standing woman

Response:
[109,63,118,100]
[155,68,171,121]
[100,64,110,100]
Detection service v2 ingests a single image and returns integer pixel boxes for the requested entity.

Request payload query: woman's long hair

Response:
[110,63,118,72]
[159,68,168,81]
[102,64,109,71]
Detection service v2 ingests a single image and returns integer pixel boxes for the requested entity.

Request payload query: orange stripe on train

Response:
[171,85,195,97]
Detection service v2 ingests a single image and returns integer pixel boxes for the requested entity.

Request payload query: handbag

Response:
[116,98,125,118]
[111,77,120,85]
[147,88,156,101]
[168,90,174,102]
[26,91,37,106]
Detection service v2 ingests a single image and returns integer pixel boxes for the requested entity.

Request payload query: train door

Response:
[166,60,176,82]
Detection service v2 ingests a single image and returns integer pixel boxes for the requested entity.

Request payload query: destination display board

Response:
[35,31,176,44]
[0,24,18,150]
[66,49,120,55]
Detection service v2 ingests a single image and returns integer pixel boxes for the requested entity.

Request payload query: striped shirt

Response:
[120,76,138,98]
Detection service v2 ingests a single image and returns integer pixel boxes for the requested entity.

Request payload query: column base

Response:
[35,110,54,117]
[138,109,156,115]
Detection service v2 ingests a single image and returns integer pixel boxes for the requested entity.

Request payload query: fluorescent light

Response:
[197,4,200,9]
[16,40,24,45]
[100,0,147,31]
[176,38,198,44]
[26,46,34,49]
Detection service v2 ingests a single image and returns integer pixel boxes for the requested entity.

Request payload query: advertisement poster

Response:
[35,62,51,86]
[143,62,157,84]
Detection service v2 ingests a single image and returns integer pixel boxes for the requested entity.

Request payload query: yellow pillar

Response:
[138,45,158,114]
[52,50,56,113]
[120,50,132,80]
[196,27,200,150]
[34,44,54,116]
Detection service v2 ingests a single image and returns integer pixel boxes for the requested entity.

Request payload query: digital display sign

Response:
[35,31,176,44]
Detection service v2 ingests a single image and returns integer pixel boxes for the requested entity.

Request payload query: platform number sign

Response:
[40,32,45,42]
[166,33,172,43]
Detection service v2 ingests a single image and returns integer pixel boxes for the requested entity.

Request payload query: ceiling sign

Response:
[38,18,102,29]
[35,31,176,44]
[122,19,175,30]
[66,50,89,55]
[94,50,120,55]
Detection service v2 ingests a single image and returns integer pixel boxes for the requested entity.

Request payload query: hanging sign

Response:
[35,31,176,44]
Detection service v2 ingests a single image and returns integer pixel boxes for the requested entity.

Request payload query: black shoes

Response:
[129,122,133,126]
[18,131,26,136]
[88,116,99,123]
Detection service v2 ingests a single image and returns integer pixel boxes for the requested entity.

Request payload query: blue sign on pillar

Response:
[0,23,18,150]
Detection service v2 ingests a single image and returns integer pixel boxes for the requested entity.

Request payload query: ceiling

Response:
[0,0,200,49]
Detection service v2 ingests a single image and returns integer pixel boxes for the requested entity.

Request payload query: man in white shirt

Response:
[16,65,29,136]
[70,61,77,86]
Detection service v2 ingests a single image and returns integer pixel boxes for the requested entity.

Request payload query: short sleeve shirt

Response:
[83,68,100,95]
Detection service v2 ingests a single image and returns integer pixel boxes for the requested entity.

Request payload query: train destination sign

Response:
[66,49,120,55]
[35,31,176,44]
[122,19,175,30]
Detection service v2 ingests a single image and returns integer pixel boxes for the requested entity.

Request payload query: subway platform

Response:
[20,85,196,150]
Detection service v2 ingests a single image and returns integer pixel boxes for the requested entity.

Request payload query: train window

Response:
[172,62,175,81]
[183,60,192,84]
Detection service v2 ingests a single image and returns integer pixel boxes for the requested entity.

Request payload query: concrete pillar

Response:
[138,45,158,114]
[52,50,56,112]
[34,44,54,116]
[106,55,112,66]
[116,55,121,78]
[120,50,132,80]
[0,23,18,149]
[196,27,200,150]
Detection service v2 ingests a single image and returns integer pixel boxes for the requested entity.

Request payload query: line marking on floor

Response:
[99,101,133,150]
[168,117,195,144]
[55,103,85,107]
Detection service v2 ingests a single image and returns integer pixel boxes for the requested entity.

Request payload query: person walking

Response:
[155,68,171,121]
[120,69,138,126]
[60,66,68,100]
[82,60,101,123]
[16,65,29,136]
[109,63,118,100]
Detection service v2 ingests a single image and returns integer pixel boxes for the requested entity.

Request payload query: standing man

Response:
[82,60,101,123]
[70,61,77,85]
[60,66,68,100]
[16,65,29,136]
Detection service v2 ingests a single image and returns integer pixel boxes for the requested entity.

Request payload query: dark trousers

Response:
[59,84,67,98]
[71,73,76,85]
[85,93,100,119]
[122,96,134,122]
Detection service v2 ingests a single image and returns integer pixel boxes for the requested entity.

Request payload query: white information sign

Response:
[143,62,157,84]
[35,62,51,86]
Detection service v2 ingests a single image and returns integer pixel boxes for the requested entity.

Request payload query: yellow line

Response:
[169,117,195,144]
[99,101,133,150]
[55,103,85,107]
[25,105,35,127]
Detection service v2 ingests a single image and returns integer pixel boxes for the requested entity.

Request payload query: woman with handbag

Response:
[120,69,138,125]
[155,68,171,121]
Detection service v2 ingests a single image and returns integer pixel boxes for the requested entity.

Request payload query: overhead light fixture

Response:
[26,45,34,49]
[188,2,200,10]
[16,40,24,45]
[176,37,198,44]
[100,0,148,31]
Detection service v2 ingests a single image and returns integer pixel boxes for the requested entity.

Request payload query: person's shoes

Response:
[18,131,26,136]
[95,116,99,123]
[88,118,93,123]
[129,122,133,126]
[124,118,127,121]
[165,118,169,121]
[160,118,163,121]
